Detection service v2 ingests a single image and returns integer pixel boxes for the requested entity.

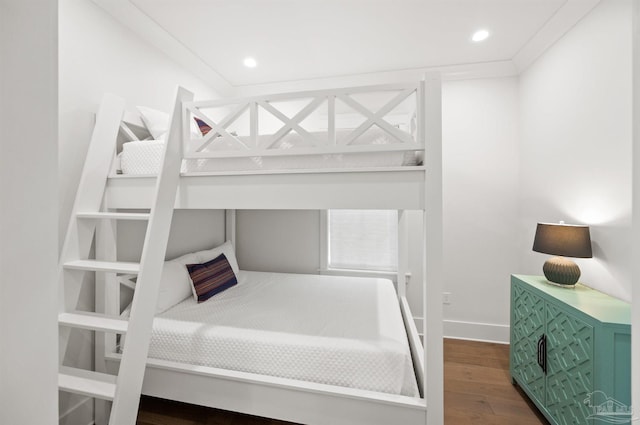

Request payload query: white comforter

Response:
[126,271,419,397]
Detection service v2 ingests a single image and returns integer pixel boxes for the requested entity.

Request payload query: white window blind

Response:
[327,210,398,272]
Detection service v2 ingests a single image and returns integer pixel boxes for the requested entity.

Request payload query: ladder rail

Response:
[58,94,125,363]
[108,87,194,425]
[94,211,120,425]
[58,87,192,425]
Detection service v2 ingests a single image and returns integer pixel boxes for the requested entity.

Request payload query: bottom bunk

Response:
[102,246,426,425]
[107,357,427,425]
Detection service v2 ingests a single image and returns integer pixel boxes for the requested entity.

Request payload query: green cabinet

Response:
[510,275,631,425]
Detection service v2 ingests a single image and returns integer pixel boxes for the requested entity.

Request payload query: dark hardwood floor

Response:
[136,339,548,425]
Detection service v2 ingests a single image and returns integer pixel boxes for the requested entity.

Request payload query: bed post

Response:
[631,1,640,420]
[423,71,444,425]
[225,209,237,249]
[397,210,409,298]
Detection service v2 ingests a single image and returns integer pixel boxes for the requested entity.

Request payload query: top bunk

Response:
[103,77,442,210]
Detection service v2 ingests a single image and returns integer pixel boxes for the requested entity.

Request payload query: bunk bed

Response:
[89,77,443,425]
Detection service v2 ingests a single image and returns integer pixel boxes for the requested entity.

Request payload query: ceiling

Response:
[93,0,600,94]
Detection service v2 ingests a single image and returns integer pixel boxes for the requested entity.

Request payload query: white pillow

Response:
[136,106,170,140]
[155,252,199,314]
[195,240,240,275]
[137,105,202,140]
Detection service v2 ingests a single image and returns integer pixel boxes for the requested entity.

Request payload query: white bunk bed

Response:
[92,76,443,425]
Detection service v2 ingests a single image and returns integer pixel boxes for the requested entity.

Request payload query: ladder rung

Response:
[77,212,150,220]
[63,260,140,274]
[59,312,128,334]
[59,366,117,400]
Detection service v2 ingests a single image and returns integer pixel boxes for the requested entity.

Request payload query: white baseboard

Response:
[59,396,94,425]
[413,317,510,344]
[444,320,510,344]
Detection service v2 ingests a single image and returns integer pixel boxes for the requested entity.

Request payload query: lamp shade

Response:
[532,223,592,258]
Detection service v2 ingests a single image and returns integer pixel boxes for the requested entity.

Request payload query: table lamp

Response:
[532,222,592,287]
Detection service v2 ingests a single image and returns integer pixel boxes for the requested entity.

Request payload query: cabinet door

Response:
[511,282,546,406]
[545,303,594,425]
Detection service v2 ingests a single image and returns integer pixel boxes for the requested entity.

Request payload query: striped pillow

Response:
[186,253,237,303]
[193,117,212,136]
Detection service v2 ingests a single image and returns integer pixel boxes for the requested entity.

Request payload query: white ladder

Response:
[58,88,193,424]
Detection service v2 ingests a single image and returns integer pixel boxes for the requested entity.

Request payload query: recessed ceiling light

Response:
[471,29,490,43]
[243,57,257,68]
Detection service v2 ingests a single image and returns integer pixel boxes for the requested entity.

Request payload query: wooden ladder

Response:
[58,88,193,424]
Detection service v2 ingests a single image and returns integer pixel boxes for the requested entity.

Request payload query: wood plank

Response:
[185,82,419,109]
[257,99,323,148]
[188,105,249,151]
[445,362,513,386]
[77,212,150,221]
[109,87,194,425]
[58,93,126,363]
[337,89,415,145]
[63,260,140,274]
[443,339,548,425]
[444,378,526,402]
[182,142,422,159]
[59,366,117,401]
[327,96,336,146]
[189,102,249,151]
[249,102,258,146]
[59,311,128,334]
[95,213,120,425]
[135,339,548,425]
[106,169,426,211]
[424,71,444,424]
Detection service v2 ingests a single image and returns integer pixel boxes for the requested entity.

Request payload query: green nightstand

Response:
[510,274,631,425]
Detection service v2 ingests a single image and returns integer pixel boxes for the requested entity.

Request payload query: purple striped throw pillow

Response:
[186,253,237,303]
[193,117,212,136]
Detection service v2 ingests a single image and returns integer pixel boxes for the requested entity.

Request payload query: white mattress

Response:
[119,128,419,174]
[124,270,419,397]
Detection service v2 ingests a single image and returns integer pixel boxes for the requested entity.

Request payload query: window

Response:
[327,210,398,272]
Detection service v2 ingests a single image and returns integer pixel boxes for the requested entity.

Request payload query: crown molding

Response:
[89,0,600,97]
[234,61,519,97]
[513,0,601,73]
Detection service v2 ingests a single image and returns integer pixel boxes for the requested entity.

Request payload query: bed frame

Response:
[94,74,443,425]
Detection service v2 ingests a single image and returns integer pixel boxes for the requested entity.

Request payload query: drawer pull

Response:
[537,334,547,375]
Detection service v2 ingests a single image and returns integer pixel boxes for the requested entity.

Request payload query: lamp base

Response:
[544,279,577,289]
[543,256,580,287]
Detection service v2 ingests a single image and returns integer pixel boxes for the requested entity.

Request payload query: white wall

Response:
[237,210,321,274]
[518,0,633,302]
[0,1,59,424]
[58,0,221,422]
[441,78,520,342]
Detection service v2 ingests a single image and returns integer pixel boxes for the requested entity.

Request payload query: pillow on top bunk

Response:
[137,106,169,140]
[156,251,199,314]
[194,117,212,136]
[136,105,200,140]
[192,118,239,139]
[186,253,238,303]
